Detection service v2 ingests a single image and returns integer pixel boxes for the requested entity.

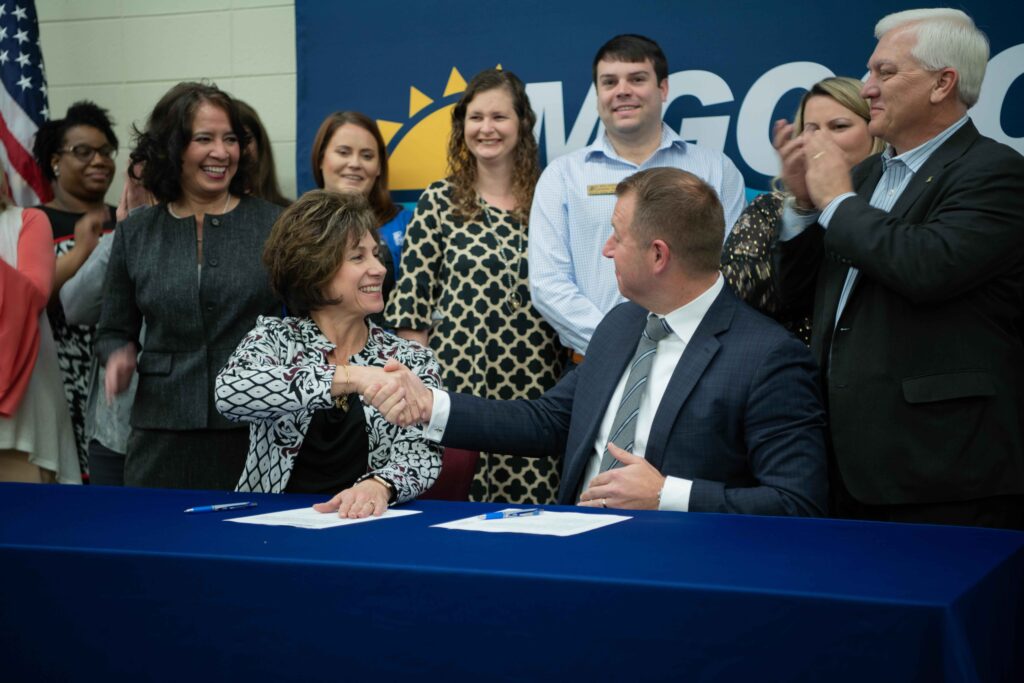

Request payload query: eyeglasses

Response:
[60,144,117,162]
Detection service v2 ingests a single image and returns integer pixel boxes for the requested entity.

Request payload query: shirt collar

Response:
[587,123,687,164]
[661,274,724,346]
[882,114,970,173]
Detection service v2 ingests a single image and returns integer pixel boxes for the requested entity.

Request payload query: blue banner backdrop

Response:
[295,1,1023,201]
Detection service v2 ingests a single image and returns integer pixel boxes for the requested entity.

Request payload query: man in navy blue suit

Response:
[372,168,827,516]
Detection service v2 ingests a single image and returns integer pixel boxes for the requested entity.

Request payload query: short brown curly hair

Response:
[262,190,379,316]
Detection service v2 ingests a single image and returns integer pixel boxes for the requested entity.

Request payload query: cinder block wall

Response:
[38,0,297,204]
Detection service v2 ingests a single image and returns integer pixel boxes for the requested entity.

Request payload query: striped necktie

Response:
[599,315,673,472]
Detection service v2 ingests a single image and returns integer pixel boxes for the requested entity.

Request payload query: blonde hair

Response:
[772,76,884,193]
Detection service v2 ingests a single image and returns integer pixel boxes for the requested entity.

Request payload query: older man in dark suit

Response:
[371,168,827,516]
[774,8,1024,528]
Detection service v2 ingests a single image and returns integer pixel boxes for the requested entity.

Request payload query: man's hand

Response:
[803,129,854,209]
[104,343,137,404]
[313,478,389,519]
[773,119,812,210]
[578,443,665,510]
[362,359,433,427]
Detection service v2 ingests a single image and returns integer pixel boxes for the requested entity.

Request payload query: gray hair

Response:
[875,8,989,108]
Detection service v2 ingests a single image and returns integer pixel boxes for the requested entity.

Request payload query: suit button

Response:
[211,218,221,226]
[208,257,219,267]
[206,304,214,312]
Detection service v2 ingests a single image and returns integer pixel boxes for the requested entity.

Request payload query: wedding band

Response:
[812,151,825,160]
[601,499,607,508]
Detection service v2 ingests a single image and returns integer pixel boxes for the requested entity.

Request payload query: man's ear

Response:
[931,68,959,104]
[650,239,670,274]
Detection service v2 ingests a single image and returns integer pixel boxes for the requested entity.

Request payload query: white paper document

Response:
[226,506,421,529]
[432,509,630,536]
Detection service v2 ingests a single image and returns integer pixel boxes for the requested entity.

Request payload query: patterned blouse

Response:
[216,315,443,500]
[721,192,812,345]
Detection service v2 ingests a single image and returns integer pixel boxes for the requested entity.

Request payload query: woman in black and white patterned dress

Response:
[386,69,565,505]
[217,190,442,517]
[32,101,119,480]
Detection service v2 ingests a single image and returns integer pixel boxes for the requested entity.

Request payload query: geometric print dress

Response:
[386,180,566,504]
[41,205,117,481]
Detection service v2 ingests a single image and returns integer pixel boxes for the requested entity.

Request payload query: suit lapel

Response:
[832,155,886,311]
[645,289,731,472]
[560,307,646,501]
[889,120,978,219]
[842,122,979,307]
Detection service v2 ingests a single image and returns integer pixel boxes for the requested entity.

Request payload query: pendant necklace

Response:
[479,200,525,313]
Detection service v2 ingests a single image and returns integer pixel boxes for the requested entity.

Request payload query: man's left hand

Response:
[578,443,665,510]
[803,129,854,209]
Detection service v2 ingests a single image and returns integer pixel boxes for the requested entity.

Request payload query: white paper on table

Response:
[225,507,420,529]
[432,509,631,536]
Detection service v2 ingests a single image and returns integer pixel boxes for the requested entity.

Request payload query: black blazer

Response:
[97,197,282,431]
[443,288,828,516]
[775,120,1024,505]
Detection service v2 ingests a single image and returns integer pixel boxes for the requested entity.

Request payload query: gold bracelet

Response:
[334,364,351,412]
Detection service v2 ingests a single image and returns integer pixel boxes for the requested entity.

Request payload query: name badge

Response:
[587,183,617,196]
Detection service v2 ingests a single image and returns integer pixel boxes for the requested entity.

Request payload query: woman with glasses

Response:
[31,101,119,480]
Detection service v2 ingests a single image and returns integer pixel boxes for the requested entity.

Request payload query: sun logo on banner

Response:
[378,65,500,193]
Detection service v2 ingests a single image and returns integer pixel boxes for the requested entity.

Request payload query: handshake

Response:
[338,359,434,427]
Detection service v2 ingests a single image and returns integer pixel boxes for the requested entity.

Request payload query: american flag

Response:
[0,2,50,206]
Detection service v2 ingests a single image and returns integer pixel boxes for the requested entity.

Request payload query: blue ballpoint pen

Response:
[480,508,541,520]
[184,501,258,514]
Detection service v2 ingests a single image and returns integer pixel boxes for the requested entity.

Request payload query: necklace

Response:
[479,201,525,312]
[168,193,231,219]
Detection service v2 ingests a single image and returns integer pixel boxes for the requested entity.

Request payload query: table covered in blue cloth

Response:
[1,483,1021,682]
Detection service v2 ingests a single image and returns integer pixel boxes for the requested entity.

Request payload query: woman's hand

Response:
[104,343,137,404]
[363,359,433,427]
[313,478,389,518]
[116,164,156,222]
[333,362,425,425]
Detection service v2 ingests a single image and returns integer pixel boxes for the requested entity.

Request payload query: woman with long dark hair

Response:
[386,69,565,504]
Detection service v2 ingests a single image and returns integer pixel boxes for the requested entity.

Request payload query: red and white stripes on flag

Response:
[0,2,51,206]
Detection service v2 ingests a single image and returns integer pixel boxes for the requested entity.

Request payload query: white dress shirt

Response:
[426,275,725,512]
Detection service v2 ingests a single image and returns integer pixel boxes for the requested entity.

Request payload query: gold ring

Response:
[812,151,825,160]
[601,499,608,508]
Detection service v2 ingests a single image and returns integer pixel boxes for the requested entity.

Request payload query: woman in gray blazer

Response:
[96,82,282,490]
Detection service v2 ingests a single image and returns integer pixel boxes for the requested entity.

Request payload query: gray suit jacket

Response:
[96,197,281,430]
[443,288,828,516]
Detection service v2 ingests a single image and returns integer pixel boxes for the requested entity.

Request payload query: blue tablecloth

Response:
[1,483,1021,682]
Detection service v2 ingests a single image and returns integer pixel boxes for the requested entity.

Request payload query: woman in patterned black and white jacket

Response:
[216,190,442,518]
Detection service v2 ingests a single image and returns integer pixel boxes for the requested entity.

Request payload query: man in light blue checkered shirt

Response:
[528,34,746,359]
[774,8,1024,529]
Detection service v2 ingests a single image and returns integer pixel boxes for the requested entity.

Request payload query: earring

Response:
[52,166,59,178]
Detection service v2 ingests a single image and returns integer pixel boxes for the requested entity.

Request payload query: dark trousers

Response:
[831,469,1024,530]
[126,427,248,490]
[87,439,125,487]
